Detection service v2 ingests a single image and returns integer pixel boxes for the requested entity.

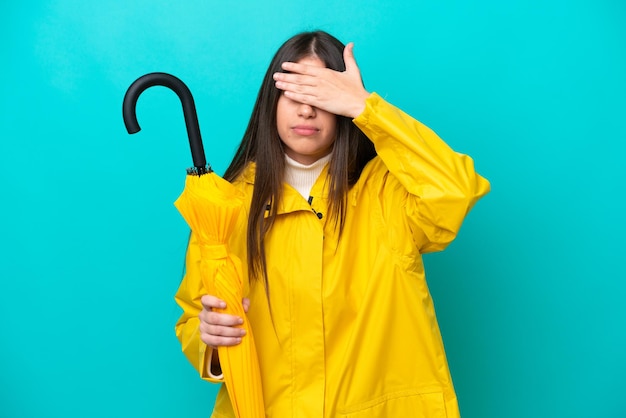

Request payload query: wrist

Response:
[349,90,370,119]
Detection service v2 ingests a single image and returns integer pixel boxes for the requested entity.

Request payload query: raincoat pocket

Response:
[337,389,447,418]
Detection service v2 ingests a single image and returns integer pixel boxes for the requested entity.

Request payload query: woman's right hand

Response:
[199,295,249,347]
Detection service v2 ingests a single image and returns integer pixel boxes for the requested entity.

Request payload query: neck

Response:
[284,153,331,199]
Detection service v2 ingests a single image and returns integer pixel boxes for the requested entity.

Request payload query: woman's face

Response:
[276,56,337,165]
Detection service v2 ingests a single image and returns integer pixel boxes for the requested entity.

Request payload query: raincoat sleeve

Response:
[353,93,490,253]
[174,232,224,382]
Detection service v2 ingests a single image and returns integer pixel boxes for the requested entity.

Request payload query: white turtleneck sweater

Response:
[284,153,332,200]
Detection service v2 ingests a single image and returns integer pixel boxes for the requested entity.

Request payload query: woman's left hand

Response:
[273,42,370,119]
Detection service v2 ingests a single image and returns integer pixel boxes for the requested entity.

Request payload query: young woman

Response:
[175,30,490,417]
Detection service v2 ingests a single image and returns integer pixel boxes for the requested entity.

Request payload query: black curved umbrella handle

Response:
[122,72,208,173]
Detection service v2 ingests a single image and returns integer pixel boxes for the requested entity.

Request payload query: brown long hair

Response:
[223,31,376,290]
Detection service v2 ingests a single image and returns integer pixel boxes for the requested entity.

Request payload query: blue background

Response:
[1,1,625,417]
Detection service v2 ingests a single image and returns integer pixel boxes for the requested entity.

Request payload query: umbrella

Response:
[122,72,265,418]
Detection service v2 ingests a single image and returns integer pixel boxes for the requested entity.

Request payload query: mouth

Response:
[292,125,319,136]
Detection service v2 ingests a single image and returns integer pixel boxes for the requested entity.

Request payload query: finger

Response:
[343,42,360,75]
[201,333,243,347]
[274,81,317,99]
[281,90,320,108]
[274,76,321,103]
[200,314,246,348]
[280,61,322,75]
[242,298,250,313]
[273,72,318,88]
[200,309,244,327]
[200,321,247,338]
[200,294,226,310]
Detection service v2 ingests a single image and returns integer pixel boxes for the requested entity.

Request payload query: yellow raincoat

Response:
[175,93,490,417]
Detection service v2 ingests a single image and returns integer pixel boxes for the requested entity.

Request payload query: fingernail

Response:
[238,318,244,324]
[236,338,242,343]
[240,329,247,336]
[219,302,226,308]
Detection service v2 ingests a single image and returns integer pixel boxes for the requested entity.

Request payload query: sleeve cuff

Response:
[352,92,382,126]
[200,344,224,381]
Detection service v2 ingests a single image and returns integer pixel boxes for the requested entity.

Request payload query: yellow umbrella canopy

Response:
[175,171,265,418]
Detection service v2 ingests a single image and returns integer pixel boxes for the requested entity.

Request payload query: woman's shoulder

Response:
[353,154,419,205]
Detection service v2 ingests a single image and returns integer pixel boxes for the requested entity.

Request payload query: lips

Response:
[292,125,319,136]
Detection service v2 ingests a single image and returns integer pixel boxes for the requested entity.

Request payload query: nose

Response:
[297,102,316,118]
